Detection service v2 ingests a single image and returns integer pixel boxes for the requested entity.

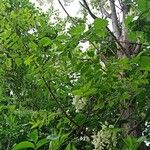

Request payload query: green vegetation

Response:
[0,0,150,149]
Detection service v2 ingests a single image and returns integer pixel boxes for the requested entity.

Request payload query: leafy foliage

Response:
[0,0,150,149]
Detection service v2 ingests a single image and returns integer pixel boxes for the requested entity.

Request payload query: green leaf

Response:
[15,58,22,66]
[24,55,34,65]
[29,41,38,51]
[74,113,86,125]
[36,138,49,149]
[94,18,108,29]
[65,144,71,150]
[69,24,85,36]
[39,37,52,47]
[94,100,104,110]
[72,81,96,96]
[87,50,94,57]
[138,0,150,11]
[30,120,41,129]
[12,141,35,150]
[47,135,59,141]
[94,18,108,37]
[139,56,150,70]
[28,130,38,144]
[137,136,147,143]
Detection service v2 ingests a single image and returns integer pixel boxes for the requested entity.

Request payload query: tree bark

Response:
[109,1,145,149]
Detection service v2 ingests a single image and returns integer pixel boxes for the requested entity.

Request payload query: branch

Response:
[80,0,130,57]
[99,4,111,19]
[42,74,92,139]
[118,0,123,8]
[133,44,141,54]
[81,0,97,19]
[21,36,79,127]
[42,75,79,127]
[79,1,87,10]
[58,0,75,22]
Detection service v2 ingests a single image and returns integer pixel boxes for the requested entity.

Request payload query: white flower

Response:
[92,123,117,150]
[72,96,87,112]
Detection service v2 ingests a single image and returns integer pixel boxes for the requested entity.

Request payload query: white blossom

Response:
[72,96,87,112]
[92,123,117,150]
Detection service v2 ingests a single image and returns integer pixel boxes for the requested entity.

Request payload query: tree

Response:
[0,0,150,149]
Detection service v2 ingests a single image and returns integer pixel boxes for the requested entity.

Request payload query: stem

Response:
[41,75,79,127]
[58,0,74,22]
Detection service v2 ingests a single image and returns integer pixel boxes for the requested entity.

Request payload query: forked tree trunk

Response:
[109,1,146,149]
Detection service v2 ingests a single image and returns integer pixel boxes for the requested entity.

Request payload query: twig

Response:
[41,76,79,127]
[79,1,87,10]
[58,0,75,22]
[81,0,97,19]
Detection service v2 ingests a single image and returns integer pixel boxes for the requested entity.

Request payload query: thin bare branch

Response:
[81,0,97,19]
[79,1,87,10]
[58,0,75,22]
[118,0,123,8]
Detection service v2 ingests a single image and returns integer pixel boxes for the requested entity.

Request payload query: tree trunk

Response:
[109,1,145,149]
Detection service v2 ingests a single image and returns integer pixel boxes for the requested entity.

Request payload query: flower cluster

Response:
[72,96,87,112]
[92,123,117,150]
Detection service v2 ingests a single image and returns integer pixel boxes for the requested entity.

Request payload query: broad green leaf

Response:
[29,41,38,51]
[39,37,52,47]
[94,18,108,29]
[69,24,85,36]
[137,136,147,143]
[36,138,49,149]
[87,50,94,57]
[94,18,108,37]
[28,130,38,143]
[139,56,150,70]
[138,0,150,11]
[123,136,139,150]
[65,144,71,150]
[12,141,35,150]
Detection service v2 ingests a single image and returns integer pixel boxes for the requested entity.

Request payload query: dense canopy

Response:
[0,0,150,149]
